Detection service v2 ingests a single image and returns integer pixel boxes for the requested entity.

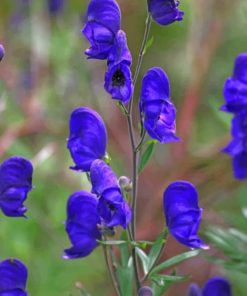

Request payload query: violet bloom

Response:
[0,259,28,296]
[147,0,184,26]
[202,277,232,296]
[47,0,64,15]
[223,110,247,179]
[221,53,247,113]
[63,191,102,259]
[82,0,121,59]
[104,30,133,104]
[140,67,179,143]
[187,284,202,296]
[0,157,33,217]
[90,159,131,229]
[163,181,208,249]
[0,44,4,62]
[67,107,107,172]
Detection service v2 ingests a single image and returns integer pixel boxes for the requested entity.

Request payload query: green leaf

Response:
[136,248,149,275]
[138,140,157,173]
[117,257,134,296]
[147,230,168,270]
[97,240,127,246]
[143,36,154,55]
[151,274,188,285]
[150,249,201,275]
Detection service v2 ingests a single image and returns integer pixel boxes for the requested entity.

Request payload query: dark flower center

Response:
[112,69,125,87]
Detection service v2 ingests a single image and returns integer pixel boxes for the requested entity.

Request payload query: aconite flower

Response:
[163,181,208,249]
[140,67,179,143]
[82,0,121,59]
[67,107,107,172]
[0,44,5,62]
[0,156,33,217]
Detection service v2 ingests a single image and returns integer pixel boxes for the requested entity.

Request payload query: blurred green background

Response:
[1,0,247,295]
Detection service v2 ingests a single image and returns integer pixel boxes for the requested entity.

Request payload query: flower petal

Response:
[202,277,232,296]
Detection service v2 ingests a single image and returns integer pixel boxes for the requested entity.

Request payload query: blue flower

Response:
[221,53,247,113]
[187,277,232,296]
[90,159,131,228]
[0,156,33,217]
[0,44,5,62]
[202,277,232,296]
[223,111,247,179]
[147,0,184,26]
[47,0,64,15]
[0,258,28,296]
[63,191,102,259]
[67,107,107,172]
[140,67,179,143]
[82,0,121,59]
[104,30,133,104]
[163,181,208,249]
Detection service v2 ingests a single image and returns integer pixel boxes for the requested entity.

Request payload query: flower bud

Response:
[118,176,132,192]
[138,286,153,296]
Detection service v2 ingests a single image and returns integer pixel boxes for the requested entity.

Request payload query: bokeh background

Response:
[1,0,247,295]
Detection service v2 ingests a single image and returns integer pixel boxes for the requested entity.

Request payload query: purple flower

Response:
[82,0,121,59]
[104,30,133,104]
[140,67,179,143]
[202,277,232,296]
[90,159,131,228]
[63,191,102,259]
[223,111,247,179]
[147,0,184,26]
[163,181,208,249]
[187,284,202,296]
[221,53,247,113]
[0,44,5,62]
[0,259,28,296]
[67,107,107,172]
[47,0,64,15]
[0,157,33,217]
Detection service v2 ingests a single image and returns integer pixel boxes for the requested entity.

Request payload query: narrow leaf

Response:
[138,140,157,173]
[151,274,188,284]
[143,36,154,55]
[97,240,127,246]
[136,248,149,275]
[150,249,201,275]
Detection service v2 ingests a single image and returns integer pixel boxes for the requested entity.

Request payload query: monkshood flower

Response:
[63,191,102,259]
[140,67,179,143]
[90,159,131,228]
[0,156,33,217]
[47,0,64,15]
[223,110,247,179]
[163,181,208,249]
[147,0,184,26]
[104,30,133,103]
[82,0,121,59]
[187,277,232,296]
[67,107,107,172]
[0,44,4,62]
[0,258,28,296]
[221,53,247,113]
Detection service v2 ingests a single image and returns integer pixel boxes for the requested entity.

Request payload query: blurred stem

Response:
[102,241,121,296]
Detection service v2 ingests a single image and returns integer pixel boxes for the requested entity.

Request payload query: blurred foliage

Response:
[0,0,247,295]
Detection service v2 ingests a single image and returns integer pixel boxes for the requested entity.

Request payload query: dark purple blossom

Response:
[223,111,247,179]
[82,0,121,59]
[202,277,232,296]
[0,259,28,295]
[163,181,208,249]
[63,191,102,259]
[140,67,179,143]
[0,157,33,217]
[47,0,64,15]
[104,30,133,104]
[0,44,5,62]
[147,0,184,26]
[90,159,131,228]
[221,53,247,113]
[67,107,107,172]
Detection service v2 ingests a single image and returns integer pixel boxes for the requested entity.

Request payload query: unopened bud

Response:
[0,44,5,62]
[137,286,153,296]
[118,176,132,192]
